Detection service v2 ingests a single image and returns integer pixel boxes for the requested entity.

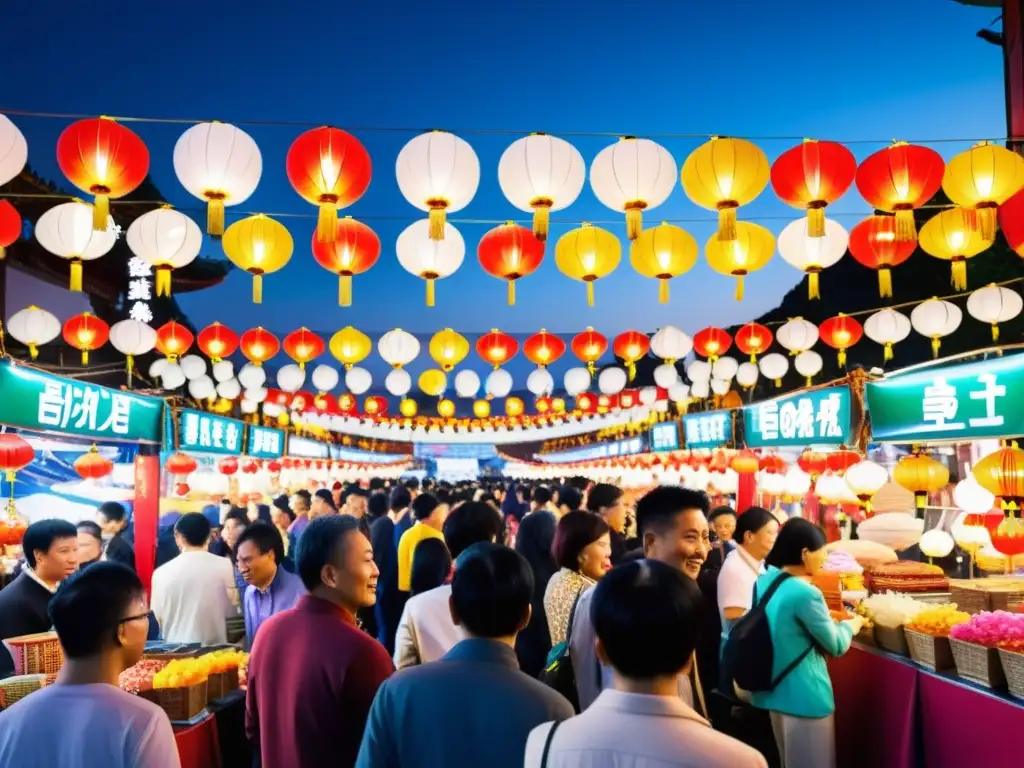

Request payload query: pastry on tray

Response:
[864,561,949,594]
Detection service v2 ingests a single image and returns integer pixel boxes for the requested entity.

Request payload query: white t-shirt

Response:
[717,547,765,635]
[392,584,464,669]
[0,683,181,768]
[151,550,236,645]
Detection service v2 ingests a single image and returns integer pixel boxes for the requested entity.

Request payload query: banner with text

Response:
[682,411,732,450]
[743,386,852,448]
[247,426,286,459]
[177,410,245,455]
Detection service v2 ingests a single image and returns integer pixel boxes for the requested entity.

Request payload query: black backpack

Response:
[720,572,814,693]
[539,590,583,712]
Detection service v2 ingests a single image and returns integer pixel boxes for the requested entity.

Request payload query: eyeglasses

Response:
[118,611,153,625]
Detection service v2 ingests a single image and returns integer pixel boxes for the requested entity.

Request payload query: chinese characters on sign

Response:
[651,422,680,452]
[178,410,243,455]
[540,437,647,464]
[248,426,285,459]
[743,386,852,448]
[127,256,154,324]
[682,412,732,449]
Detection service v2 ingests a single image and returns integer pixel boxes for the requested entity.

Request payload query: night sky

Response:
[2,0,1008,381]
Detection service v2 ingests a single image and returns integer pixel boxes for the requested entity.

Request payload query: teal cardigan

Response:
[749,566,854,719]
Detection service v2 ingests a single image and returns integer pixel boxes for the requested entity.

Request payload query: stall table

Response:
[173,690,249,768]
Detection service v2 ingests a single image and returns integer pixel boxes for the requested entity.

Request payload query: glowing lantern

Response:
[34,201,117,292]
[918,207,990,290]
[475,329,518,369]
[0,433,34,524]
[6,306,60,359]
[400,399,418,418]
[197,323,239,363]
[770,139,856,237]
[776,318,818,356]
[419,369,448,396]
[218,457,239,476]
[74,445,113,480]
[612,330,650,380]
[998,185,1024,257]
[590,137,676,240]
[863,309,912,363]
[329,326,372,369]
[56,117,149,230]
[894,450,950,512]
[286,127,371,242]
[571,327,608,373]
[63,312,108,365]
[554,223,621,306]
[154,321,194,362]
[396,219,465,306]
[109,319,156,383]
[477,222,544,305]
[222,214,294,303]
[125,206,203,297]
[629,222,698,303]
[0,115,28,188]
[397,131,480,241]
[283,328,325,369]
[759,454,787,474]
[818,314,863,367]
[910,298,962,358]
[498,133,585,240]
[693,327,732,362]
[777,217,848,299]
[967,284,1023,343]
[847,215,916,298]
[681,137,769,243]
[363,396,388,417]
[473,399,491,418]
[974,443,1024,512]
[0,201,21,259]
[576,393,597,413]
[164,452,197,477]
[705,221,775,300]
[730,450,760,475]
[378,329,420,369]
[942,140,1024,241]
[844,460,890,514]
[524,329,567,368]
[430,329,470,371]
[240,327,280,366]
[505,397,525,417]
[310,216,380,306]
[798,450,827,478]
[855,142,945,242]
[437,399,456,418]
[735,322,773,363]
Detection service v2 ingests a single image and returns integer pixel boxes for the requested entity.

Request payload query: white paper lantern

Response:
[527,367,555,396]
[690,379,711,399]
[911,299,962,358]
[216,378,241,400]
[161,363,186,390]
[345,366,372,395]
[845,460,890,500]
[589,137,677,239]
[736,361,759,388]
[311,364,339,393]
[453,369,480,398]
[245,386,268,403]
[277,364,306,393]
[710,378,731,396]
[35,202,117,291]
[760,471,786,497]
[711,356,739,381]
[0,114,28,187]
[240,399,259,415]
[686,359,712,382]
[639,386,658,406]
[783,467,812,498]
[188,375,216,400]
[598,367,627,395]
[498,134,585,240]
[668,381,691,403]
[650,325,693,363]
[149,359,169,379]
[951,512,992,550]
[396,131,479,239]
[653,363,680,389]
[212,360,235,383]
[396,219,465,306]
[7,306,61,358]
[794,350,823,385]
[238,363,267,390]
[953,477,995,514]
[378,328,420,369]
[486,368,514,398]
[776,318,819,354]
[864,309,912,362]
[126,207,202,296]
[777,217,849,299]
[173,122,262,235]
[386,368,412,397]
[263,403,284,419]
[919,529,955,559]
[967,284,1022,342]
[563,367,591,397]
[758,353,789,386]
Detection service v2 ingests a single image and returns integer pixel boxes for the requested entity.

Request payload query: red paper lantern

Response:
[571,327,608,374]
[847,215,917,298]
[56,117,150,230]
[363,396,388,417]
[197,323,239,363]
[337,393,358,414]
[285,127,372,243]
[818,314,864,367]
[217,457,239,476]
[283,328,325,369]
[998,185,1024,258]
[477,222,545,305]
[612,330,650,380]
[242,459,259,474]
[310,216,380,306]
[535,396,552,414]
[240,327,280,366]
[770,140,857,237]
[731,449,760,475]
[798,449,827,478]
[826,447,861,473]
[0,434,35,482]
[155,321,194,361]
[73,445,113,480]
[164,452,198,476]
[759,454,788,474]
[693,327,732,361]
[62,312,109,365]
[266,460,282,474]
[524,330,566,368]
[0,201,21,259]
[174,482,190,497]
[476,329,519,368]
[576,393,597,413]
[734,322,773,363]
[855,142,944,243]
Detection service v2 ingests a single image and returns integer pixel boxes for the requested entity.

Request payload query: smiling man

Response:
[236,522,305,647]
[569,486,712,714]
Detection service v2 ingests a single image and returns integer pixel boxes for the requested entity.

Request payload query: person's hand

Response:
[844,615,866,635]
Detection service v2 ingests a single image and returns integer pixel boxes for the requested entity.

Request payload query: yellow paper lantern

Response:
[399,398,418,418]
[681,137,770,242]
[276,412,289,428]
[418,368,447,397]
[437,398,456,418]
[429,328,470,372]
[705,222,775,300]
[221,214,293,304]
[505,397,524,417]
[918,207,991,291]
[329,326,372,369]
[473,399,491,418]
[942,140,1024,241]
[629,222,698,303]
[551,397,566,413]
[554,223,621,307]
[893,450,950,512]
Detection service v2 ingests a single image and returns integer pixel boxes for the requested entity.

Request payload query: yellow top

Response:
[397,522,445,592]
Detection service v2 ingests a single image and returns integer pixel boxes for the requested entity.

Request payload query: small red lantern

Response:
[731,449,760,475]
[174,482,190,497]
[63,312,109,365]
[0,433,35,524]
[477,222,545,305]
[476,329,519,369]
[217,457,239,476]
[571,327,609,374]
[524,329,566,368]
[576,393,597,413]
[73,445,113,480]
[734,322,773,363]
[848,215,918,298]
[164,452,198,476]
[285,127,372,243]
[798,449,827,478]
[155,321,194,362]
[771,140,857,237]
[0,200,21,259]
[266,460,282,474]
[693,327,732,361]
[612,330,650,380]
[759,454,788,474]
[242,460,259,474]
[535,396,552,414]
[310,216,381,306]
[283,328,325,369]
[363,396,388,417]
[826,447,861,474]
[197,323,239,363]
[819,314,864,367]
[240,327,280,366]
[338,393,358,414]
[855,142,944,243]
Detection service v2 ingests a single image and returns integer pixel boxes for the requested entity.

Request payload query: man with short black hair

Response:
[312,488,338,519]
[247,516,393,768]
[289,489,313,540]
[96,501,135,570]
[529,485,555,514]
[343,486,369,519]
[237,522,305,646]
[0,563,180,767]
[556,485,583,517]
[357,543,573,768]
[396,493,447,593]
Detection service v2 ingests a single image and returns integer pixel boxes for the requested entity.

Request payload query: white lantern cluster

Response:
[966,285,1022,343]
[126,207,203,297]
[6,306,61,359]
[498,134,585,241]
[864,309,911,363]
[35,201,118,292]
[395,219,466,306]
[396,131,480,240]
[777,217,849,299]
[911,298,961,358]
[589,137,677,240]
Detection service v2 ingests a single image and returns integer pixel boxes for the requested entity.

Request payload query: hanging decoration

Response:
[563,367,591,396]
[0,114,28,188]
[910,298,962,358]
[329,326,373,369]
[735,322,773,363]
[506,397,525,417]
[942,140,1024,241]
[476,329,518,369]
[497,133,585,240]
[34,201,117,292]
[429,329,470,372]
[0,433,33,532]
[847,214,917,298]
[56,117,149,230]
[612,330,650,380]
[554,223,621,306]
[6,306,60,359]
[973,443,1024,512]
[418,369,447,397]
[818,313,863,367]
[966,284,1023,342]
[453,370,481,398]
[629,222,698,303]
[693,327,732,362]
[310,216,381,306]
[794,350,823,386]
[704,221,774,300]
[240,327,280,366]
[776,318,819,356]
[571,327,608,374]
[62,312,109,365]
[893,450,950,512]
[437,398,456,418]
[524,329,567,368]
[0,201,21,260]
[125,206,203,297]
[477,222,545,305]
[221,214,294,303]
[485,368,514,398]
[154,321,194,362]
[776,217,848,299]
[998,185,1024,258]
[650,325,692,388]
[197,323,239,363]
[855,141,945,241]
[844,460,890,515]
[770,139,856,237]
[283,328,325,369]
[396,131,480,240]
[472,399,491,418]
[682,136,769,242]
[74,445,113,481]
[863,308,912,362]
[378,328,420,369]
[918,207,990,291]
[109,319,156,384]
[589,137,676,240]
[396,219,465,306]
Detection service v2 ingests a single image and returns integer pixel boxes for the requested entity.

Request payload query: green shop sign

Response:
[247,426,286,459]
[743,386,852,448]
[0,360,163,443]
[682,411,732,449]
[178,410,244,455]
[866,353,1024,443]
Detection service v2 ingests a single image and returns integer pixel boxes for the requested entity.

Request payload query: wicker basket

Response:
[874,624,910,655]
[141,680,208,721]
[0,674,48,708]
[949,638,1006,688]
[997,649,1024,700]
[2,632,63,676]
[855,624,877,647]
[903,628,955,671]
[206,668,239,701]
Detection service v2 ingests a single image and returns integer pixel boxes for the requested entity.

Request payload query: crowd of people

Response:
[0,475,865,768]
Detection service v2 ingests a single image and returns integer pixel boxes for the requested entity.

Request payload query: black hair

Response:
[556,485,583,512]
[591,559,703,679]
[236,521,285,566]
[314,488,338,511]
[436,487,453,507]
[389,485,412,512]
[708,505,737,523]
[567,476,590,492]
[410,537,452,596]
[76,520,103,542]
[411,492,440,522]
[48,562,145,658]
[586,483,624,513]
[96,501,127,524]
[347,486,369,500]
[636,486,710,539]
[174,512,212,547]
[272,495,291,514]
[403,477,421,491]
[443,501,504,559]
[734,506,777,546]
[765,518,827,569]
[223,508,249,527]
[552,510,610,572]
[421,478,435,491]
[23,519,78,568]
[296,514,363,591]
[293,489,312,510]
[367,491,389,519]
[531,486,552,506]
[451,542,533,638]
[369,477,386,491]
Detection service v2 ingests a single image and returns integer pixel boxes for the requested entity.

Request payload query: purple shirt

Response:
[288,515,310,540]
[243,568,306,645]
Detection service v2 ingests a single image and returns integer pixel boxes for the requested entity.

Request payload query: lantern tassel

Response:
[533,206,550,241]
[838,349,847,367]
[428,207,446,240]
[0,245,5,260]
[931,337,941,359]
[81,350,89,366]
[659,278,669,304]
[734,276,744,301]
[750,353,757,364]
[627,361,636,381]
[252,274,263,304]
[155,267,172,297]
[317,204,338,243]
[27,343,38,359]
[978,206,997,242]
[807,206,826,238]
[805,376,813,387]
[895,209,916,242]
[339,275,352,307]
[92,195,109,231]
[207,199,225,236]
[625,207,643,240]
[992,323,1000,343]
[69,259,83,292]
[717,206,738,241]
[808,272,820,300]
[951,260,967,291]
[878,268,893,298]
[508,280,516,306]
[586,281,595,307]
[426,278,436,307]
[774,378,782,388]
[884,342,894,362]
[587,361,596,375]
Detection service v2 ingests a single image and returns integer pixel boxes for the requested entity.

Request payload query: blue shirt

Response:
[748,566,855,719]
[243,568,306,646]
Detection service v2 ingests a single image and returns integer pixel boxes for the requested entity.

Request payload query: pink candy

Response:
[949,610,1024,648]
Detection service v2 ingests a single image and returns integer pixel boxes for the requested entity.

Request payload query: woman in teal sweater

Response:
[750,519,864,768]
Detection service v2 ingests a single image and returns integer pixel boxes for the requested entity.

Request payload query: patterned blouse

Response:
[543,567,596,646]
